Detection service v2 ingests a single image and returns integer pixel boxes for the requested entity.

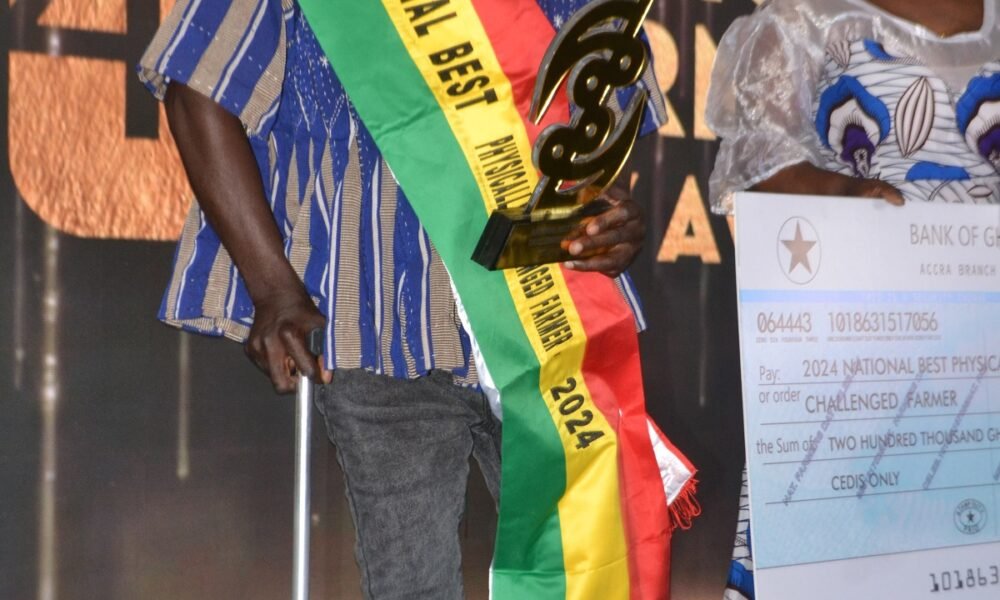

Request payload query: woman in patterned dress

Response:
[705,1,1000,598]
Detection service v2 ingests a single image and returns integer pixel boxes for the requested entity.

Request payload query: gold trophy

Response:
[472,0,655,270]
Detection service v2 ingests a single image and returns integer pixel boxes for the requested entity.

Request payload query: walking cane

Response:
[294,329,324,600]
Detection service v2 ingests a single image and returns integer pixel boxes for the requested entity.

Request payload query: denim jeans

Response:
[316,369,502,600]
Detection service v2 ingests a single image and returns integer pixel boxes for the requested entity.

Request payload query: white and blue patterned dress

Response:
[706,1,1000,598]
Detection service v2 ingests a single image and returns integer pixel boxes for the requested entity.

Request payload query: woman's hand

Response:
[753,162,905,206]
[842,177,905,206]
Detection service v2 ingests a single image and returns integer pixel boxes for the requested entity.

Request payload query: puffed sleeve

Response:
[705,5,825,214]
[137,0,289,136]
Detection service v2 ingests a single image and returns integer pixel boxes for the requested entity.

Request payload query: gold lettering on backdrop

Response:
[657,175,720,264]
[644,19,717,141]
[10,1,740,250]
[10,0,192,240]
[645,14,731,264]
[694,24,717,141]
[39,0,126,33]
[642,20,685,139]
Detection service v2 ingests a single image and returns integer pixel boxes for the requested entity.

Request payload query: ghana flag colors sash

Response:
[297,0,697,597]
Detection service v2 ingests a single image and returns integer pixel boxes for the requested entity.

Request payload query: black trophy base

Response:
[472,200,611,270]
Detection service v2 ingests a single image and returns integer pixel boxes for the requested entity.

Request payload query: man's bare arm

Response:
[165,82,331,393]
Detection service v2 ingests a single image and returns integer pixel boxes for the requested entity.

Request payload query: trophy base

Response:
[472,200,611,270]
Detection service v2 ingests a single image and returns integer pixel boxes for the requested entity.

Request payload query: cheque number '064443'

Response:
[757,312,813,334]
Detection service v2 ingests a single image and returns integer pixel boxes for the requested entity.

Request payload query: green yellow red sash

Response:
[297,1,697,597]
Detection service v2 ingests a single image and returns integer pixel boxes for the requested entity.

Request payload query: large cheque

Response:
[734,193,1000,600]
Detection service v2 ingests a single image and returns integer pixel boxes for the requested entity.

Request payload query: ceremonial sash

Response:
[297,1,697,597]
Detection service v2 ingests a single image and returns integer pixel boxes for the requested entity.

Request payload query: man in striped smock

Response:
[139,0,664,597]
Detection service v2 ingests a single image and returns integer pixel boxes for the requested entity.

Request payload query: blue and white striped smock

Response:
[138,0,664,383]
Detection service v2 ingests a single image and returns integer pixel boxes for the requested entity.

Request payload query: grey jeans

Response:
[316,369,502,600]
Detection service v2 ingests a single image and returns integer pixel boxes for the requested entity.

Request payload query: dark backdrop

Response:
[0,1,757,598]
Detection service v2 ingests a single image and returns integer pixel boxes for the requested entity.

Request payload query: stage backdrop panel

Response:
[0,1,759,598]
